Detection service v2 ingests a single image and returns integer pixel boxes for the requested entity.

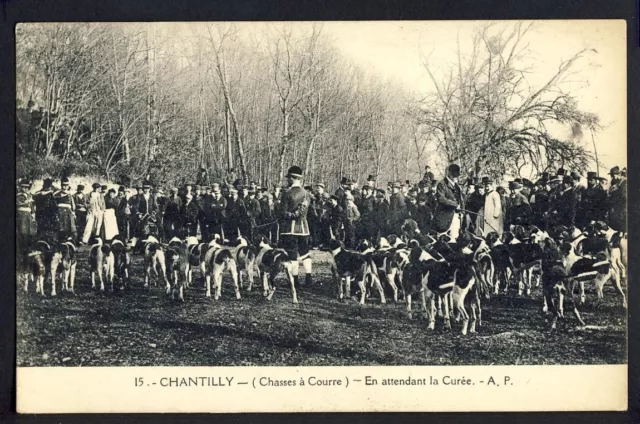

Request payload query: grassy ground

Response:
[16,248,627,367]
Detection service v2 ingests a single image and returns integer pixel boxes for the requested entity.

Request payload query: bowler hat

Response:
[508,181,521,190]
[77,184,85,191]
[143,180,152,188]
[340,177,348,185]
[570,171,581,180]
[287,166,304,178]
[367,175,376,182]
[609,166,620,176]
[376,189,386,196]
[330,194,339,201]
[118,186,125,193]
[61,177,70,186]
[42,178,53,188]
[315,183,325,189]
[92,182,101,190]
[447,164,461,178]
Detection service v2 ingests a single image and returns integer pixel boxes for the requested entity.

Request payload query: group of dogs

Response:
[17,219,627,334]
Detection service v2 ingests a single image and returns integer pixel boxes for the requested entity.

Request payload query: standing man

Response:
[607,166,627,233]
[73,184,87,242]
[422,165,435,185]
[196,166,210,187]
[482,178,503,236]
[115,186,130,240]
[433,164,464,240]
[136,181,158,238]
[163,188,183,240]
[17,179,36,252]
[579,171,608,227]
[54,177,76,242]
[389,181,407,235]
[530,173,550,230]
[34,178,59,241]
[506,181,532,228]
[279,166,313,288]
[182,193,200,237]
[82,183,105,244]
[244,189,262,241]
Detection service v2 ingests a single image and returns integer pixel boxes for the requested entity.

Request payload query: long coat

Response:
[483,190,503,236]
[434,179,464,233]
[608,179,627,232]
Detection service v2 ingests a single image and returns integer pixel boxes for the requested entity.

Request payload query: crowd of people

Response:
[16,162,627,256]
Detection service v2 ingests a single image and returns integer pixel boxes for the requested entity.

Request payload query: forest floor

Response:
[16,249,627,367]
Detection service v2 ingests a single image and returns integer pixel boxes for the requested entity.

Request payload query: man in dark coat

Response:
[325,195,344,243]
[371,189,390,239]
[54,177,76,242]
[244,189,262,241]
[434,164,464,239]
[357,184,375,242]
[115,186,130,240]
[34,178,59,241]
[73,184,87,242]
[163,188,183,240]
[389,181,408,235]
[422,165,435,185]
[224,187,246,239]
[334,177,349,208]
[136,181,158,238]
[279,165,313,287]
[506,181,532,227]
[607,166,627,232]
[17,179,36,252]
[558,176,579,229]
[530,173,551,229]
[182,193,200,237]
[579,171,608,227]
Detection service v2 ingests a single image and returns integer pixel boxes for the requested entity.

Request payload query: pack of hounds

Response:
[17,218,627,335]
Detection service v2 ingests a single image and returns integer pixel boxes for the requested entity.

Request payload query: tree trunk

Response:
[225,104,233,171]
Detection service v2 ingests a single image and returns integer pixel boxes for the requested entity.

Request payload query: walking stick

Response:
[458,208,502,234]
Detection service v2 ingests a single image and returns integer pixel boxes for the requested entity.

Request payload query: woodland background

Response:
[16,22,604,190]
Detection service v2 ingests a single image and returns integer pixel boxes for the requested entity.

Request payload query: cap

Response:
[20,179,31,187]
[330,194,339,201]
[287,166,304,178]
[508,181,521,190]
[118,186,126,193]
[392,181,402,189]
[376,188,386,196]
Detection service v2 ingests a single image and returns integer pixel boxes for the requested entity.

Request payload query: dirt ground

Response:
[16,248,627,367]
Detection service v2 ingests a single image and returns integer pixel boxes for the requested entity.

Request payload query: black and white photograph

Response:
[15,20,627,373]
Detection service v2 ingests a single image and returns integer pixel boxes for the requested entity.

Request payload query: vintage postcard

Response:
[15,20,627,413]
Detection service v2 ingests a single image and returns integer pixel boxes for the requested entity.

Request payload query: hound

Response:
[166,237,189,301]
[89,237,113,292]
[202,236,240,300]
[328,239,386,305]
[142,235,170,293]
[226,236,257,292]
[17,240,51,296]
[110,238,132,290]
[561,242,626,308]
[254,235,296,303]
[58,239,78,294]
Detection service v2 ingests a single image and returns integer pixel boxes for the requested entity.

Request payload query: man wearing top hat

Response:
[54,177,77,242]
[607,166,627,233]
[279,165,313,287]
[434,164,465,240]
[334,177,349,208]
[579,171,607,227]
[73,184,88,241]
[465,178,484,234]
[366,175,377,189]
[17,178,36,252]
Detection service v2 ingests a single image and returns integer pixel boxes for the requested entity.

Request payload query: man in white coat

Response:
[483,178,503,236]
